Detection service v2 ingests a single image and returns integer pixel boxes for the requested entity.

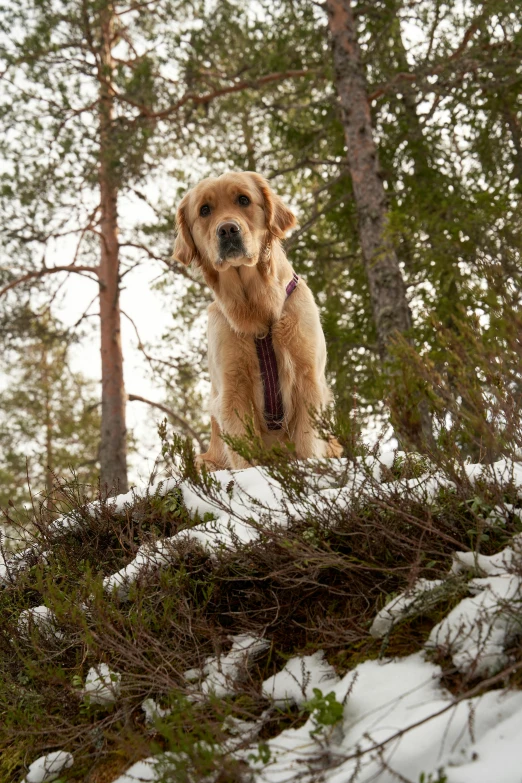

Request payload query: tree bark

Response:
[42,347,54,501]
[325,0,434,451]
[325,0,412,354]
[97,7,128,494]
[502,104,522,188]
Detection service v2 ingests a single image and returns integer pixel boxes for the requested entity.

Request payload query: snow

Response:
[17,605,63,640]
[111,756,166,783]
[102,539,173,599]
[111,752,202,783]
[7,455,522,782]
[450,540,522,576]
[21,751,73,783]
[0,450,442,590]
[223,714,263,740]
[141,697,172,724]
[427,572,522,676]
[5,454,522,597]
[108,652,522,783]
[464,458,522,488]
[445,706,522,782]
[370,578,444,638]
[241,652,522,783]
[261,651,339,706]
[98,456,456,600]
[370,541,522,676]
[84,664,121,706]
[184,634,270,698]
[0,543,41,586]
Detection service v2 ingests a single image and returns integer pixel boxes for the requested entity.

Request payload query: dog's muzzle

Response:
[217,220,246,260]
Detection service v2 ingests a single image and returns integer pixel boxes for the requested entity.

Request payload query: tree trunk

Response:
[502,104,522,188]
[42,347,54,501]
[325,0,433,451]
[97,7,128,494]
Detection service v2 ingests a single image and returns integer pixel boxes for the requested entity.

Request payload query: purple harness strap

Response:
[254,272,299,430]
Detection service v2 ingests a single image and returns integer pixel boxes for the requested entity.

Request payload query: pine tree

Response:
[0,0,313,491]
[324,0,436,449]
[3,0,520,461]
[145,0,521,451]
[0,315,100,512]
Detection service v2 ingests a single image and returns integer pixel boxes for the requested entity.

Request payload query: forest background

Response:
[0,0,521,516]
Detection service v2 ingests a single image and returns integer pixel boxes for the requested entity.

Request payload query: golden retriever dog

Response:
[173,171,341,470]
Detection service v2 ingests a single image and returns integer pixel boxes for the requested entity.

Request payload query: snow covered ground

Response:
[8,454,522,782]
[113,649,522,783]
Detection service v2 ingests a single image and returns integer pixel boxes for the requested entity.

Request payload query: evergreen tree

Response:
[0,0,313,491]
[161,0,522,449]
[2,0,520,463]
[0,314,100,511]
[324,0,435,449]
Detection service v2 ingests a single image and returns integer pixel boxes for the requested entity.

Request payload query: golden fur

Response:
[173,171,341,470]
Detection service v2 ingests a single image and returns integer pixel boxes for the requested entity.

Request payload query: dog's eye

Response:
[238,195,250,207]
[200,204,211,217]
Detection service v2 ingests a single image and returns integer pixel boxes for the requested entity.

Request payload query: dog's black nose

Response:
[217,221,240,238]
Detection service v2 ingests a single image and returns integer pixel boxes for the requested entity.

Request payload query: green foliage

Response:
[145,0,522,446]
[419,771,448,783]
[1,5,522,779]
[0,311,100,522]
[248,742,271,765]
[1,0,522,465]
[303,688,344,732]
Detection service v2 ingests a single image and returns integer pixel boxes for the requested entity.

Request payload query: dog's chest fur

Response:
[214,263,290,338]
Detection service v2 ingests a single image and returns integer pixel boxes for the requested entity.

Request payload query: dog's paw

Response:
[195,454,221,473]
[326,435,343,458]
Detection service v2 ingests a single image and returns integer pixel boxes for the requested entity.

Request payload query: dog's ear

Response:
[173,197,200,266]
[249,173,296,238]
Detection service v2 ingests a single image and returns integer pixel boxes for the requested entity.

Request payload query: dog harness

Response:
[254,272,299,430]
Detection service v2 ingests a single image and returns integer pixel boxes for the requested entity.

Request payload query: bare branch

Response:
[119,241,169,264]
[127,393,207,451]
[286,194,351,249]
[73,292,100,328]
[121,307,205,385]
[116,0,162,16]
[268,157,347,178]
[369,1,496,102]
[120,242,207,287]
[0,265,101,298]
[122,69,322,121]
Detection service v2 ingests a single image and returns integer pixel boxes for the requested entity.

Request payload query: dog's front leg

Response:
[207,307,262,470]
[292,404,329,460]
[220,385,259,470]
[288,362,332,460]
[275,307,332,461]
[195,416,228,472]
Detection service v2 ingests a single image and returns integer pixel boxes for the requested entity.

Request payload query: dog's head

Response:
[173,172,296,272]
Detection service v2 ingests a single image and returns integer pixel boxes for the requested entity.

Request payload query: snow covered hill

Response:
[2,453,522,783]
